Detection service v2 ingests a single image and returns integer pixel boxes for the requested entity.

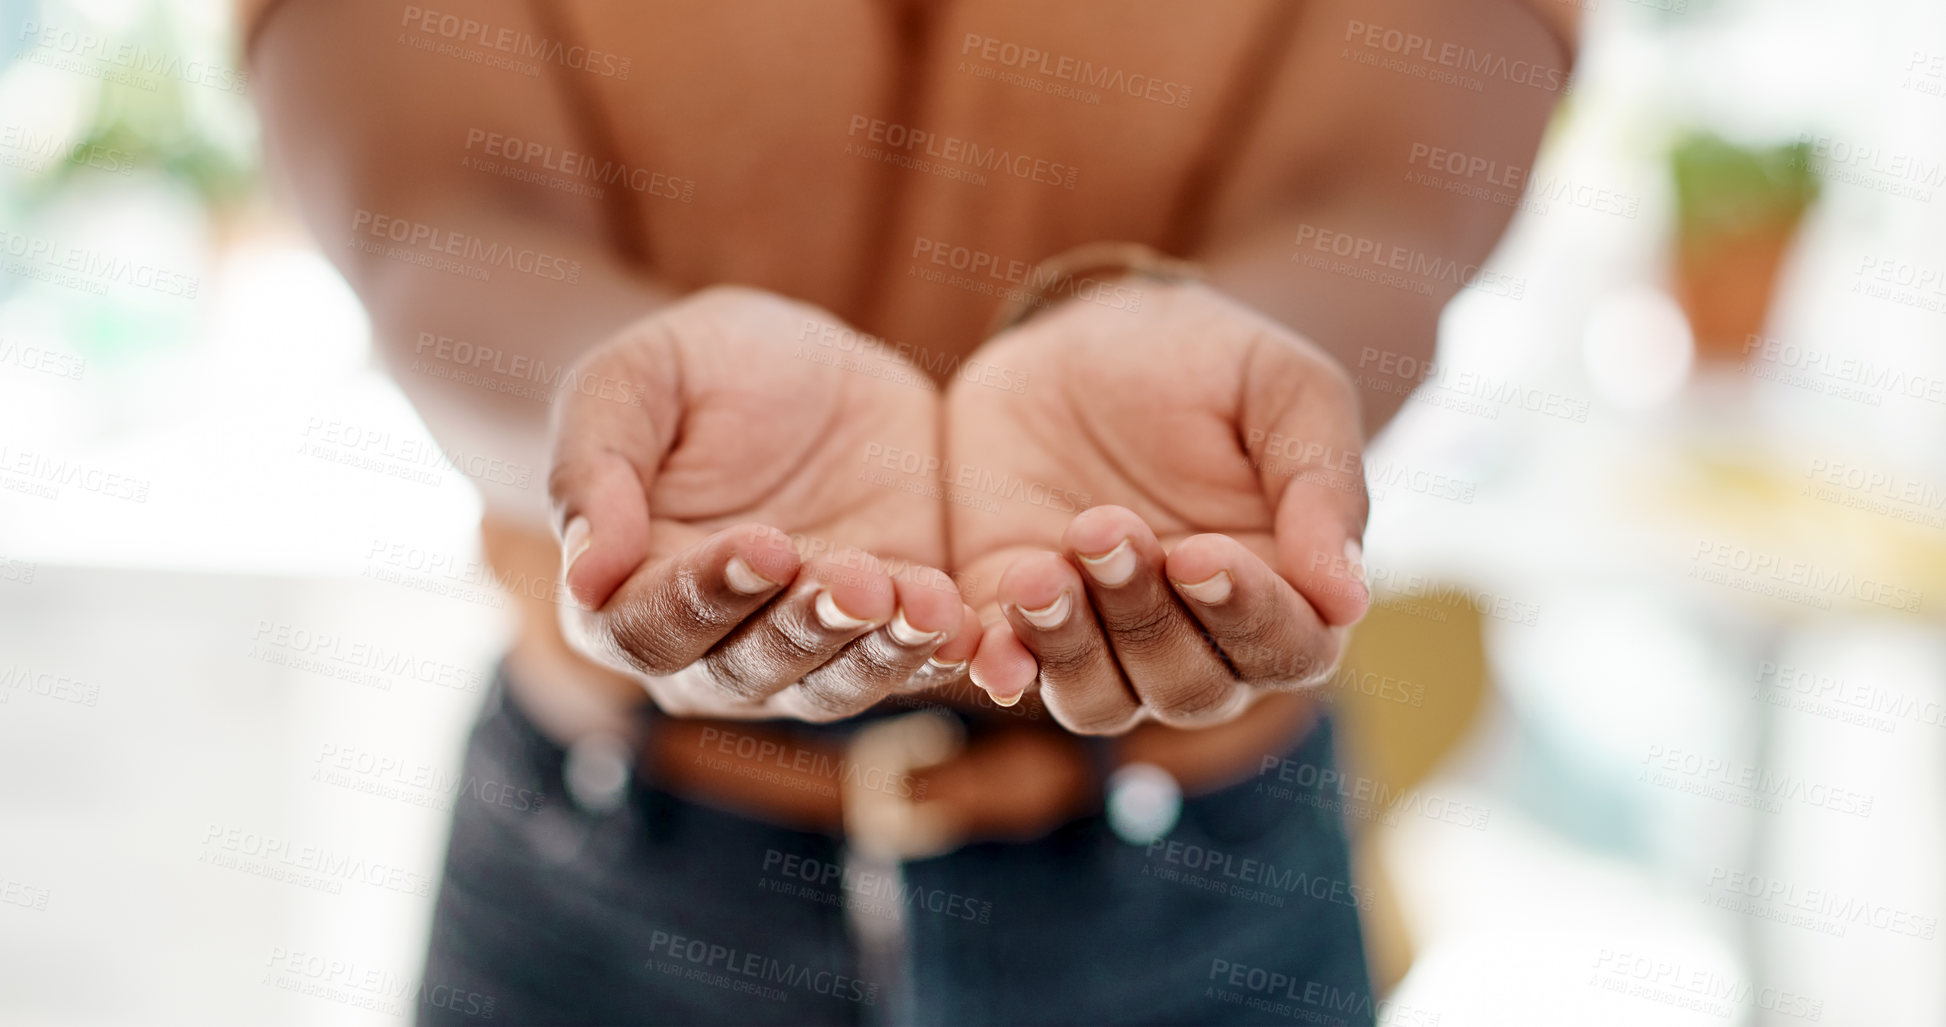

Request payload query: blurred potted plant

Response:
[1668,132,1820,363]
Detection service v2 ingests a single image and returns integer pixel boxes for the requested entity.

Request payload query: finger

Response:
[1240,345,1370,626]
[696,549,896,703]
[566,522,801,677]
[967,621,1037,706]
[1166,532,1345,688]
[547,339,680,609]
[776,565,964,721]
[995,550,1143,735]
[900,603,982,693]
[1064,506,1247,727]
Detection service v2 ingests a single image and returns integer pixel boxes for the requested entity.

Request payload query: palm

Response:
[947,286,1294,608]
[638,290,944,572]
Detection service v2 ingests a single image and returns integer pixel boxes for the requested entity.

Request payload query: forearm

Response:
[1195,196,1477,442]
[340,206,675,527]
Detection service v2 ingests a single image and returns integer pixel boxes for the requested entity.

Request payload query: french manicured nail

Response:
[1174,570,1233,605]
[814,589,872,631]
[1344,539,1367,588]
[561,516,592,578]
[724,555,776,595]
[889,608,944,647]
[1014,592,1072,630]
[989,689,1023,708]
[926,656,968,674]
[1078,539,1138,587]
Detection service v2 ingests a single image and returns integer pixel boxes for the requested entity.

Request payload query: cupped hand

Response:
[547,287,980,722]
[947,280,1371,734]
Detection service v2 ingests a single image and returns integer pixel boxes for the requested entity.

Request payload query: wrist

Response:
[988,241,1204,337]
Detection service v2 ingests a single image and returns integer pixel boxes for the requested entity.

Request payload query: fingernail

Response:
[724,555,776,596]
[990,689,1023,708]
[1343,539,1368,588]
[889,608,944,647]
[1174,570,1233,605]
[1014,592,1072,631]
[926,656,968,674]
[1078,539,1138,587]
[561,516,592,579]
[814,589,872,631]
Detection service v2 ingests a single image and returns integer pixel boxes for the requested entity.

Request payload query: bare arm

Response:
[248,0,674,527]
[1196,0,1572,437]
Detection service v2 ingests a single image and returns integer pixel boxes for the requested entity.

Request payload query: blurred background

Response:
[0,0,1941,1024]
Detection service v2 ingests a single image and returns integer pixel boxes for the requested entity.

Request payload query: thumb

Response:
[1242,345,1370,627]
[547,331,680,610]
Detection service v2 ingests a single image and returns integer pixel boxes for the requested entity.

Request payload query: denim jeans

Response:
[418,666,1372,1026]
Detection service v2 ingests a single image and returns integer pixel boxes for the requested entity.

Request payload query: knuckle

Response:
[1051,704,1140,737]
[789,680,871,723]
[1032,637,1105,682]
[1099,600,1182,657]
[1148,677,1242,727]
[770,604,840,664]
[601,603,689,677]
[699,650,771,702]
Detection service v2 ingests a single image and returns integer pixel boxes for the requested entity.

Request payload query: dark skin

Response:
[249,0,1569,737]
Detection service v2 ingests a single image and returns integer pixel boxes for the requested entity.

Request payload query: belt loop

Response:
[842,711,966,862]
